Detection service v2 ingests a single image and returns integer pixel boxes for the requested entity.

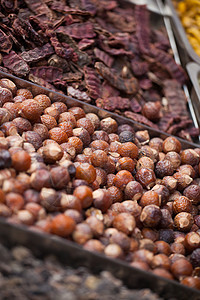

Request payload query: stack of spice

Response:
[0,77,199,290]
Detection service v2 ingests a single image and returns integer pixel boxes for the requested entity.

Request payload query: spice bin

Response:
[0,70,199,298]
[167,0,200,66]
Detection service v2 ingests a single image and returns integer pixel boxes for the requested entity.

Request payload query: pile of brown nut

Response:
[0,78,199,290]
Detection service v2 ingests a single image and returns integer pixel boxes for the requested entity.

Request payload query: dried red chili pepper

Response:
[3,51,30,77]
[0,29,12,54]
[29,66,63,83]
[95,62,138,95]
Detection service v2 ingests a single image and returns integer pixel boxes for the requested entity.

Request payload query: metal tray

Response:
[186,62,200,127]
[167,0,200,66]
[0,70,199,299]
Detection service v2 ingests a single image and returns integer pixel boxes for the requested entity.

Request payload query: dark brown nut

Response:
[155,160,174,178]
[120,201,141,219]
[173,172,193,191]
[41,114,57,130]
[162,176,177,192]
[135,168,156,189]
[108,133,119,143]
[139,238,156,253]
[0,121,18,136]
[68,136,83,154]
[16,89,33,99]
[0,108,11,125]
[93,189,112,213]
[140,205,162,228]
[17,210,35,225]
[162,137,181,153]
[173,196,193,214]
[90,140,109,152]
[100,117,118,134]
[22,131,43,150]
[106,174,115,188]
[190,249,200,268]
[76,163,96,184]
[92,130,109,142]
[104,243,123,259]
[86,113,100,130]
[116,157,135,172]
[34,94,51,111]
[149,138,163,152]
[171,242,185,255]
[33,123,49,141]
[177,164,195,178]
[113,170,133,190]
[52,102,67,114]
[142,101,161,121]
[140,191,160,207]
[136,157,154,171]
[118,124,135,135]
[152,268,174,280]
[84,239,105,253]
[25,203,46,220]
[107,186,123,203]
[3,102,19,120]
[0,203,12,217]
[184,232,200,252]
[42,143,64,164]
[95,168,107,187]
[183,185,200,205]
[76,117,94,135]
[0,87,13,106]
[0,78,17,95]
[19,99,42,121]
[119,142,138,159]
[5,192,24,212]
[142,228,159,242]
[113,212,136,235]
[160,209,173,229]
[90,150,108,168]
[50,166,70,189]
[133,249,154,265]
[159,229,174,244]
[40,188,61,212]
[169,253,186,264]
[164,151,181,169]
[171,258,193,279]
[135,130,149,145]
[181,149,199,166]
[155,241,171,256]
[104,157,115,174]
[12,117,32,134]
[151,254,171,270]
[130,261,150,271]
[59,122,73,138]
[44,106,59,120]
[181,277,200,290]
[11,150,31,172]
[124,181,143,200]
[109,230,130,252]
[174,212,194,232]
[51,214,75,237]
[67,107,85,120]
[73,185,93,209]
[194,215,200,227]
[72,223,93,244]
[24,189,40,204]
[151,184,170,205]
[119,130,135,144]
[86,216,104,237]
[73,127,91,147]
[64,209,83,224]
[60,193,81,212]
[58,112,76,128]
[139,145,159,163]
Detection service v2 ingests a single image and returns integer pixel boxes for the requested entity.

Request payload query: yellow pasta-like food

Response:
[175,0,200,56]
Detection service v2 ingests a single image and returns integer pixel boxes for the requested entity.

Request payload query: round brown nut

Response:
[51,214,76,237]
[173,196,193,214]
[135,168,156,189]
[0,78,17,95]
[76,163,96,184]
[140,205,162,228]
[100,117,118,134]
[174,212,194,232]
[34,94,51,111]
[20,99,42,121]
[93,189,112,213]
[42,143,64,164]
[162,137,181,153]
[171,258,193,279]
